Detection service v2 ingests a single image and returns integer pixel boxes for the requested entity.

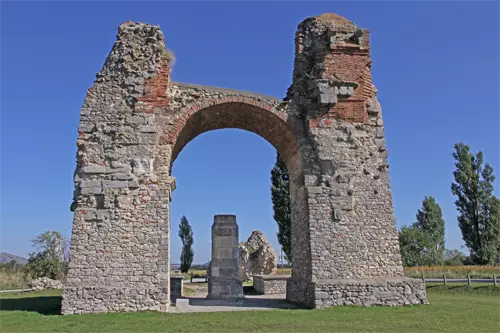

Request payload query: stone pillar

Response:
[61,22,172,315]
[207,215,244,300]
[285,13,428,308]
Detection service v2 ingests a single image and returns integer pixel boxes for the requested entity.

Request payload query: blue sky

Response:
[1,2,498,264]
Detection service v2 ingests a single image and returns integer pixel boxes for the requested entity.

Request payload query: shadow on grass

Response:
[0,296,62,315]
[426,284,500,296]
[427,285,464,290]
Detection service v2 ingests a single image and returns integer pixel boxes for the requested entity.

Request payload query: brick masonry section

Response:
[62,13,427,314]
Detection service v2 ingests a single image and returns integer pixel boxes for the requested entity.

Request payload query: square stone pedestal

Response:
[207,215,244,300]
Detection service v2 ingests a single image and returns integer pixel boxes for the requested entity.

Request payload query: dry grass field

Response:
[404,265,499,279]
[0,270,28,290]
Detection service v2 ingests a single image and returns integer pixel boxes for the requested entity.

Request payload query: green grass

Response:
[0,286,499,332]
[425,282,500,295]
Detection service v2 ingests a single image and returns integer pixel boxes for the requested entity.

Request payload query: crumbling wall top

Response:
[313,13,356,29]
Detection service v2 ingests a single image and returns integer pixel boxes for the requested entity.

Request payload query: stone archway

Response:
[62,13,427,315]
[160,85,314,306]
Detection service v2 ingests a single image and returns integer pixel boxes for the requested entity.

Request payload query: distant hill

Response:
[0,252,28,265]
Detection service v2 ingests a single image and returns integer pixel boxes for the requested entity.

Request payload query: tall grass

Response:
[0,269,29,290]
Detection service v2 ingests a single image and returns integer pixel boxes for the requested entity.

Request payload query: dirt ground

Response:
[183,282,208,297]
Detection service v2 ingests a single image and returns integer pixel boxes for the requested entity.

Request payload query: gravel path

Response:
[170,294,301,313]
[172,283,301,313]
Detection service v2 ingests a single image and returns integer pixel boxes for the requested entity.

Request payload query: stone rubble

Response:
[29,277,64,291]
[238,231,277,281]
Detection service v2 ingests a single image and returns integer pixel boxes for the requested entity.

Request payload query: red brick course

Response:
[136,59,170,112]
[316,32,373,124]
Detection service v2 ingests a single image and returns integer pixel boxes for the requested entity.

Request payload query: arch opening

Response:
[166,101,312,285]
[170,102,303,185]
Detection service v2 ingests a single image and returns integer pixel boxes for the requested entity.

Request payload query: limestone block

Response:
[238,231,277,281]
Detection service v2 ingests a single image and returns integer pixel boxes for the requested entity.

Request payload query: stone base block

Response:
[253,275,289,294]
[287,276,428,309]
[175,298,189,310]
[61,287,169,315]
[170,276,184,303]
[286,277,314,307]
[207,277,244,300]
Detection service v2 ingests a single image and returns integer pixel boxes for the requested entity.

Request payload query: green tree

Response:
[24,252,62,280]
[451,142,500,265]
[178,216,194,273]
[31,231,67,262]
[444,249,467,266]
[399,196,446,266]
[8,259,17,270]
[23,231,67,279]
[399,226,429,266]
[415,196,446,264]
[270,153,292,262]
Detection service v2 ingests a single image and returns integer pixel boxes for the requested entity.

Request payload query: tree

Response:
[414,196,446,264]
[178,216,194,273]
[8,259,17,270]
[270,152,292,262]
[399,226,429,267]
[399,196,446,266]
[444,249,467,266]
[451,142,500,265]
[31,231,67,262]
[24,252,62,280]
[23,231,68,280]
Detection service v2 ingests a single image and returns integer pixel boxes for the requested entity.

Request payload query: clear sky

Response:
[1,2,499,264]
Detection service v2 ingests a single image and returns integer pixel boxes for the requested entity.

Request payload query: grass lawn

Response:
[0,285,499,332]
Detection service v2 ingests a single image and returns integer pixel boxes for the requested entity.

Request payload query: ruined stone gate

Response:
[62,13,427,314]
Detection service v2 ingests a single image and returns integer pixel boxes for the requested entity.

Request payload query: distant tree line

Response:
[0,260,25,271]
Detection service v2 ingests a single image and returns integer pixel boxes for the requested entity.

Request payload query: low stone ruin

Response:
[238,230,277,281]
[29,277,64,291]
[253,275,289,294]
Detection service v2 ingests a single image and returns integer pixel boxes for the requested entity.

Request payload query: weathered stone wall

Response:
[313,277,428,308]
[253,275,288,295]
[283,13,426,308]
[63,13,427,314]
[62,22,173,315]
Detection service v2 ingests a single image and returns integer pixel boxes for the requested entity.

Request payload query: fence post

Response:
[494,274,497,287]
[467,274,471,286]
[443,273,447,285]
[421,272,425,284]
